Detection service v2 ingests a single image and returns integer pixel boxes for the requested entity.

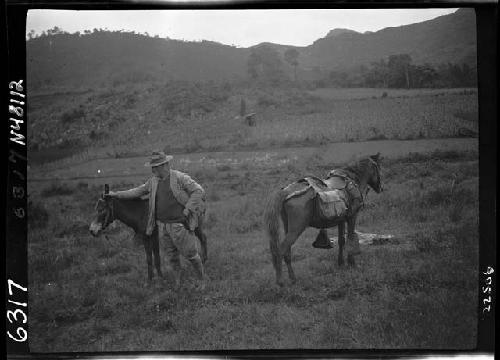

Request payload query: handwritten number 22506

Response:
[482,267,494,314]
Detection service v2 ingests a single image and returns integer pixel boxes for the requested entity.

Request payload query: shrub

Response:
[257,93,279,107]
[60,108,85,124]
[160,80,231,119]
[454,110,478,123]
[41,182,74,197]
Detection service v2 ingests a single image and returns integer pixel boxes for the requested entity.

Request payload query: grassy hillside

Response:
[28,149,478,351]
[27,32,248,90]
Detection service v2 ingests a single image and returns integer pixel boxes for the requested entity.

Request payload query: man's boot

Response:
[169,260,181,291]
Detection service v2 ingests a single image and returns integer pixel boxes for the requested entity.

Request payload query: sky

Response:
[27,8,459,47]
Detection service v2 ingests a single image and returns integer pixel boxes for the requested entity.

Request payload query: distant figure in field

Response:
[237,98,256,126]
[106,151,207,290]
[245,113,257,126]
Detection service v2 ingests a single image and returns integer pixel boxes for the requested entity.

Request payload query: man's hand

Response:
[183,208,190,217]
[104,191,115,198]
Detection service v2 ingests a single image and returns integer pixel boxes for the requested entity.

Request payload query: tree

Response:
[240,98,246,117]
[247,51,260,79]
[388,54,412,88]
[410,63,438,87]
[246,45,287,85]
[26,29,36,40]
[284,48,300,82]
[363,59,390,88]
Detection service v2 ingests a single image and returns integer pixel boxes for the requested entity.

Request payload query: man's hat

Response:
[144,150,173,167]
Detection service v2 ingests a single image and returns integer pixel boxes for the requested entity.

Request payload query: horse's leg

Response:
[271,213,286,287]
[346,215,360,266]
[151,229,163,278]
[140,234,154,282]
[283,245,297,284]
[279,217,307,286]
[194,225,208,264]
[337,222,345,267]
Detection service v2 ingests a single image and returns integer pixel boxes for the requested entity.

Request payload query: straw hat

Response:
[144,150,173,167]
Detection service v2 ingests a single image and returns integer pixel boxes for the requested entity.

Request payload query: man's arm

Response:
[177,172,205,230]
[110,181,149,199]
[178,172,204,197]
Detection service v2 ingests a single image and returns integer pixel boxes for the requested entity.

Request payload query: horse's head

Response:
[366,153,383,193]
[89,185,114,237]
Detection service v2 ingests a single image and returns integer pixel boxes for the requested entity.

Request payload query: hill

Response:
[302,8,477,71]
[26,9,476,90]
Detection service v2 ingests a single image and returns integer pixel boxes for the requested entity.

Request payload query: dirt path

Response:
[28,138,477,184]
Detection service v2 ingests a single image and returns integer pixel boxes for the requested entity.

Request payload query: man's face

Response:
[152,162,170,178]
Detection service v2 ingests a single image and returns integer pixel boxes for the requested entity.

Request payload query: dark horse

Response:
[89,185,208,281]
[264,154,383,286]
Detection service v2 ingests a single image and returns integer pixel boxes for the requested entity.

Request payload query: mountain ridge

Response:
[27,8,476,89]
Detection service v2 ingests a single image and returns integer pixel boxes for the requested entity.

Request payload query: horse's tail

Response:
[264,189,288,268]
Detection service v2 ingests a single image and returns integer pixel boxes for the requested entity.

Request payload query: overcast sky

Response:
[27,8,459,47]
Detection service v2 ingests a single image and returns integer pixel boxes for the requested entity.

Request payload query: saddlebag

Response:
[315,189,348,221]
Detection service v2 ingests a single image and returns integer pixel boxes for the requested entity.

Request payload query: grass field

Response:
[27,147,479,351]
[28,86,478,164]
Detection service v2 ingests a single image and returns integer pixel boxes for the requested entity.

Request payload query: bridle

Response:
[96,197,115,230]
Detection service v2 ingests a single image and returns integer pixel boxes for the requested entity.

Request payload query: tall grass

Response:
[27,150,478,351]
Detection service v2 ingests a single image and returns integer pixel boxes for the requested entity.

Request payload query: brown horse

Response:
[264,153,383,286]
[89,185,208,282]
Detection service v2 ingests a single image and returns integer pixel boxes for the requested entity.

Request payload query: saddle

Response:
[301,175,347,192]
[284,174,348,202]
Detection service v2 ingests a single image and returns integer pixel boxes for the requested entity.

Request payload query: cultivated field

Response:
[28,87,478,164]
[28,144,479,351]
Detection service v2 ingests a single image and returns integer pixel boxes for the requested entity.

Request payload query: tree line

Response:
[248,45,477,88]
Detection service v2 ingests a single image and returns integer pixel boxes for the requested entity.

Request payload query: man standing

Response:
[107,150,207,290]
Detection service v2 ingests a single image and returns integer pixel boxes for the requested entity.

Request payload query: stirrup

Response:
[312,233,333,249]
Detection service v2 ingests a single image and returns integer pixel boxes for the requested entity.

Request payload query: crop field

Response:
[28,86,478,164]
[27,146,479,351]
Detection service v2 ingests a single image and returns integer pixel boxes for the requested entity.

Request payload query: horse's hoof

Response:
[338,258,345,267]
[347,255,356,267]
